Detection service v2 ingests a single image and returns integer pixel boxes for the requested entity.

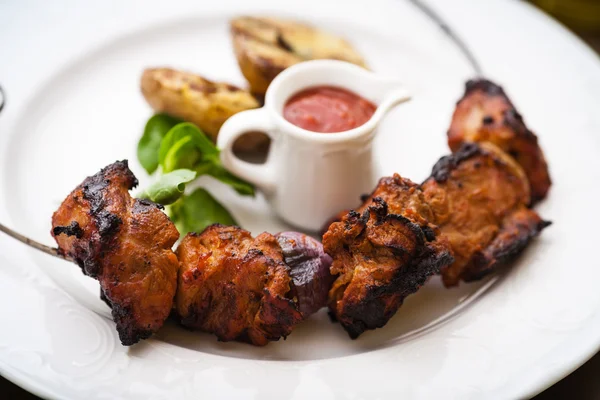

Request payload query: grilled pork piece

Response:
[325,196,453,338]
[176,225,332,345]
[448,79,551,204]
[422,143,549,286]
[52,161,180,345]
[324,143,549,338]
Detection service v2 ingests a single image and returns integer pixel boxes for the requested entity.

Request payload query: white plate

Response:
[1,0,600,399]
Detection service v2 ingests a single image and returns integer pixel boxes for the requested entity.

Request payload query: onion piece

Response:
[276,231,334,317]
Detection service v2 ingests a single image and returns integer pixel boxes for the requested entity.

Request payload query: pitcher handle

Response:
[217,108,278,194]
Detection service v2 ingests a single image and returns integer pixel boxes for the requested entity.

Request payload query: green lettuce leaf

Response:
[137,114,181,174]
[139,169,196,205]
[169,188,238,235]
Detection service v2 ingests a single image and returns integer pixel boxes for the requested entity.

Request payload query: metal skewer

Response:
[0,84,72,262]
[408,0,483,76]
[0,222,72,261]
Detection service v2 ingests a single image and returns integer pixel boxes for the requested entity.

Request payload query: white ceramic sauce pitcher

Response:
[218,60,410,231]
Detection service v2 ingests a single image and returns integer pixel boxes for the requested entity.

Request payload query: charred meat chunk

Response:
[176,225,303,346]
[448,79,551,203]
[324,181,454,338]
[52,161,180,345]
[421,142,547,286]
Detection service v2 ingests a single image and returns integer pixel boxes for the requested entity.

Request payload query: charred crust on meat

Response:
[464,215,551,283]
[421,225,436,242]
[327,310,338,322]
[53,161,135,278]
[69,161,137,276]
[99,287,112,309]
[370,197,425,246]
[454,78,551,204]
[82,162,134,239]
[96,213,122,238]
[504,108,523,122]
[328,199,454,338]
[465,79,505,96]
[133,198,164,213]
[538,220,552,230]
[52,221,84,238]
[503,108,537,140]
[369,197,389,223]
[430,143,481,183]
[235,329,253,344]
[341,237,453,338]
[464,80,537,141]
[344,210,362,229]
[111,302,153,346]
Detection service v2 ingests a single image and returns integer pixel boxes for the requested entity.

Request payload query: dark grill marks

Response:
[52,221,83,238]
[503,108,537,140]
[327,197,454,338]
[96,213,122,238]
[341,250,453,339]
[111,302,153,346]
[71,162,135,277]
[369,198,426,249]
[464,79,536,140]
[99,287,112,308]
[82,161,136,239]
[465,78,505,96]
[464,213,551,283]
[421,225,437,242]
[132,198,163,214]
[430,143,481,183]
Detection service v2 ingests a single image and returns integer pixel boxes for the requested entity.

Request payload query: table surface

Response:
[1,7,600,400]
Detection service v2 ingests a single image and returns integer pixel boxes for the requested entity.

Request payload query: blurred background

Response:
[1,1,600,399]
[531,0,600,50]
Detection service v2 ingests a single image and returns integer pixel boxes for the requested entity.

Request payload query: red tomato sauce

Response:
[283,86,377,133]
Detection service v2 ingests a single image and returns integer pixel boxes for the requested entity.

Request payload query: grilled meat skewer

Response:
[324,142,550,338]
[50,161,332,346]
[2,78,552,346]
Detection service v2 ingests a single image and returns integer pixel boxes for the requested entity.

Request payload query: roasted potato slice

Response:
[230,16,367,95]
[141,68,268,152]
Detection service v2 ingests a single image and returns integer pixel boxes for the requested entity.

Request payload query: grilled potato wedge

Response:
[141,68,268,152]
[231,16,367,95]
